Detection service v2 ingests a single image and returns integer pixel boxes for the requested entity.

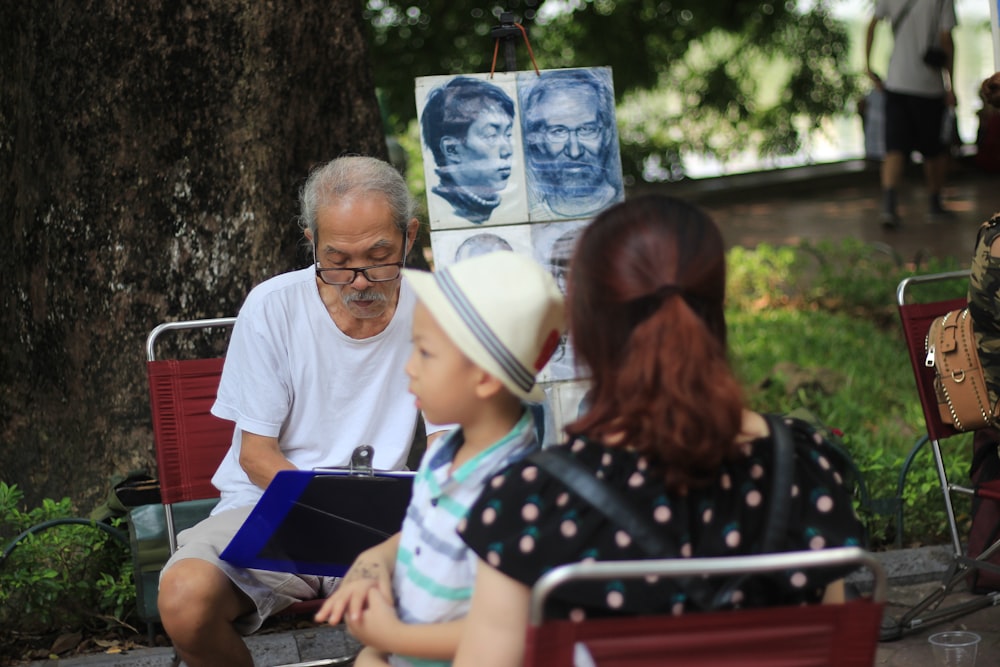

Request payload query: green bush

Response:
[0,482,134,660]
[726,240,969,548]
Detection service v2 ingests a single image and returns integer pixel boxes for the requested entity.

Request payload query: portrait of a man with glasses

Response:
[158,156,450,667]
[519,67,624,221]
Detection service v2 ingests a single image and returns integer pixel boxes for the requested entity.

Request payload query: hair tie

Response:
[629,284,707,323]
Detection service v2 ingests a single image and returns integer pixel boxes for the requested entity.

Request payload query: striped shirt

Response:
[389,410,539,667]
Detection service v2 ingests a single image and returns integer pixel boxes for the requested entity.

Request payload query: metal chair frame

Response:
[526,547,887,667]
[887,271,1000,638]
[147,318,336,666]
[146,317,236,554]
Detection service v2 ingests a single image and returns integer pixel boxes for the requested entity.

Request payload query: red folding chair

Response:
[886,271,1000,638]
[146,318,237,554]
[144,318,326,664]
[525,547,886,667]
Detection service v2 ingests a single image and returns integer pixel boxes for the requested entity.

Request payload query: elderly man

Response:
[420,76,516,224]
[157,156,447,667]
[521,68,624,220]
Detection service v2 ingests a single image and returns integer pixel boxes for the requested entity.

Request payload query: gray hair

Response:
[298,156,414,240]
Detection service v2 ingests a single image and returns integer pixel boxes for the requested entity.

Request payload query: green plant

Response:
[0,482,135,661]
[725,240,970,549]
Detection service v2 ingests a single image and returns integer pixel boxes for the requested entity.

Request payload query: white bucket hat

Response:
[403,251,566,402]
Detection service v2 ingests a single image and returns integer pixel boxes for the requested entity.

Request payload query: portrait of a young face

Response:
[448,107,514,197]
[519,68,624,221]
[416,73,529,230]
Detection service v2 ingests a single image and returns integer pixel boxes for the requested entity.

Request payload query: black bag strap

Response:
[892,0,918,33]
[529,447,674,557]
[759,414,795,553]
[529,415,796,609]
[925,0,944,51]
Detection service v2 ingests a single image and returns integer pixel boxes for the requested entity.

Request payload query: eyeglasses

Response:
[543,123,602,143]
[314,260,405,286]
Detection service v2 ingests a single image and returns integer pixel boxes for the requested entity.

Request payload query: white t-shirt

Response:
[210,267,425,515]
[876,0,956,97]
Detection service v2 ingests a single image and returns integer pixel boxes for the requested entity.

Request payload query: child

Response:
[315,250,565,667]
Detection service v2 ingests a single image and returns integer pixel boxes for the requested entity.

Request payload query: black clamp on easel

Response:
[488,11,541,77]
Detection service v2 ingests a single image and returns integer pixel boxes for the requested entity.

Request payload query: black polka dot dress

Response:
[458,417,865,620]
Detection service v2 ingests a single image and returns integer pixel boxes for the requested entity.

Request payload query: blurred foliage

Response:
[726,241,969,548]
[364,0,861,184]
[0,482,134,662]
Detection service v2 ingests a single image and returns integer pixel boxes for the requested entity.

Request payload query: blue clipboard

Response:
[220,468,414,577]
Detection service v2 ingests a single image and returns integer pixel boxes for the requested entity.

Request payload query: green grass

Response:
[725,241,971,548]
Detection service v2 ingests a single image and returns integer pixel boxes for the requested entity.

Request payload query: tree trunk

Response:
[0,0,388,511]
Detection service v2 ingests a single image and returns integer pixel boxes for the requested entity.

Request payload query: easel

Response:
[488,11,540,76]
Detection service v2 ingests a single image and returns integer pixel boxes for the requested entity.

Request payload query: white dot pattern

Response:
[459,420,865,620]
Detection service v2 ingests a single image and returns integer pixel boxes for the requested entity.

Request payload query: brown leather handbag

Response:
[925,307,1000,431]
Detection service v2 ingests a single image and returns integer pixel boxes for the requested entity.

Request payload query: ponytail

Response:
[568,295,744,491]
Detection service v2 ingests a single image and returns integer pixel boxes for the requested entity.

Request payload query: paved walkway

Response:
[689,158,1000,265]
[19,160,1000,667]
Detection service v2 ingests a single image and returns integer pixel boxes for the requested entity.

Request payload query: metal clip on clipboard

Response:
[348,444,374,476]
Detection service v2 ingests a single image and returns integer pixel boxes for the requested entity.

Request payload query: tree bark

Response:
[0,0,387,511]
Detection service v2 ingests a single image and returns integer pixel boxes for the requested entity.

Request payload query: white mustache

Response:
[344,289,387,304]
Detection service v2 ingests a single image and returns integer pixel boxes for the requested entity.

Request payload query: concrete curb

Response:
[847,544,954,591]
[20,625,360,667]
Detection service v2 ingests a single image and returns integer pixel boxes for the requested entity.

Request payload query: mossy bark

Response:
[0,1,387,510]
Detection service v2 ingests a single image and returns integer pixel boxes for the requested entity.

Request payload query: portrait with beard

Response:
[519,68,624,221]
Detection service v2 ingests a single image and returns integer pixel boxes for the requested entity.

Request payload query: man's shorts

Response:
[884,90,948,159]
[160,506,340,634]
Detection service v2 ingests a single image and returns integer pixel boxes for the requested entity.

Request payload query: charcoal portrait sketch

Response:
[532,220,588,381]
[519,68,624,221]
[428,225,531,272]
[417,74,528,229]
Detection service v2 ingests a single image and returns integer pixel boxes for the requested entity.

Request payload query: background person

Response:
[157,156,449,667]
[315,251,565,667]
[865,0,957,227]
[420,77,516,224]
[520,68,624,220]
[452,195,866,667]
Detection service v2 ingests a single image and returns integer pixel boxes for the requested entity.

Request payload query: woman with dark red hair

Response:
[453,195,866,667]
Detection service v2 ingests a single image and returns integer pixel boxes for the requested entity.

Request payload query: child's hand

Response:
[344,588,401,652]
[315,553,394,626]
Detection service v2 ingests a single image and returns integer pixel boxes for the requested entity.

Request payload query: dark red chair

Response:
[143,319,325,664]
[887,271,1000,638]
[525,547,886,667]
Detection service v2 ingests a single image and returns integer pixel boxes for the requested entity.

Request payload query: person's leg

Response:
[925,152,951,210]
[159,558,256,667]
[880,91,911,228]
[880,151,906,226]
[157,507,327,666]
[915,95,954,218]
